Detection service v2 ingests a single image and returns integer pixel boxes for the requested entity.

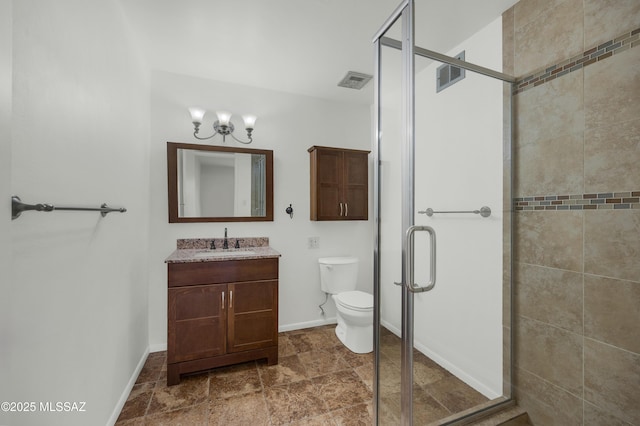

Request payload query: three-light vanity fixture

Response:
[188,107,256,144]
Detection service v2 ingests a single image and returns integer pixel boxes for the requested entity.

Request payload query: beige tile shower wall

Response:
[507,0,640,424]
[584,0,640,47]
[514,71,584,196]
[514,0,584,77]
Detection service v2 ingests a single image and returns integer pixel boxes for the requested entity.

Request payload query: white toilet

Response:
[318,257,373,354]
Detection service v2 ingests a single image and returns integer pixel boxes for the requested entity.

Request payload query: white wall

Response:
[148,71,374,348]
[200,164,234,217]
[0,0,13,409]
[414,17,504,398]
[5,1,151,425]
[233,154,252,216]
[380,18,504,398]
[180,149,201,217]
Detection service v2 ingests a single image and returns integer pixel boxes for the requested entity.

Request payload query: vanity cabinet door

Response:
[343,150,368,220]
[168,284,227,363]
[312,148,343,220]
[309,146,369,221]
[227,280,278,353]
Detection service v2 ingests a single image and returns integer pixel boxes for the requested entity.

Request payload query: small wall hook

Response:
[285,204,293,219]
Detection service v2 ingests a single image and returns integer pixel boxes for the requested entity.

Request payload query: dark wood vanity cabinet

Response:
[308,145,370,221]
[168,284,227,364]
[167,258,278,385]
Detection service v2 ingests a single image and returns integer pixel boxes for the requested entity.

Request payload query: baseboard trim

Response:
[105,347,149,426]
[380,319,501,400]
[142,319,338,357]
[144,320,336,360]
[149,342,167,353]
[279,317,337,332]
[413,339,501,399]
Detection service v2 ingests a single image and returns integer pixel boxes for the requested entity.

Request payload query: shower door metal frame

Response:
[372,1,516,424]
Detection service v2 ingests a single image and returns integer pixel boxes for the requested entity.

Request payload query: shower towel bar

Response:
[11,195,127,220]
[418,206,491,218]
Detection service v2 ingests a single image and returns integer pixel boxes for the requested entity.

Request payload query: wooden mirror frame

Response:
[167,142,274,223]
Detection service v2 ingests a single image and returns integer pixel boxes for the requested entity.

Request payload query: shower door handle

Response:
[405,225,436,293]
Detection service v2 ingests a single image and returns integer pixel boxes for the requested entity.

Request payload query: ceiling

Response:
[118,0,519,105]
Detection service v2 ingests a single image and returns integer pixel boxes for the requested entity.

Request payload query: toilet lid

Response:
[335,291,373,310]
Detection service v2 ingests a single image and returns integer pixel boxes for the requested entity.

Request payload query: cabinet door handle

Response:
[339,202,343,216]
[345,203,348,217]
[221,291,225,308]
[229,290,233,309]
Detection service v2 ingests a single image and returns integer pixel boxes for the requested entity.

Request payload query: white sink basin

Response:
[193,250,256,258]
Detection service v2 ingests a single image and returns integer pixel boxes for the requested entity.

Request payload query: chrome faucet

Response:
[223,227,229,249]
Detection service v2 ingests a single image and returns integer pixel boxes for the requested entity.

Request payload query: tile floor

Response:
[116,325,488,425]
[377,327,488,425]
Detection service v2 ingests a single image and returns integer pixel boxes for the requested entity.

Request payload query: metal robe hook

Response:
[285,204,293,218]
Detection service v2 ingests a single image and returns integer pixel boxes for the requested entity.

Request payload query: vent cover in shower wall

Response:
[436,51,465,92]
[338,71,373,90]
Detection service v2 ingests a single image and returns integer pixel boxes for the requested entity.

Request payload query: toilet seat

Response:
[335,291,373,312]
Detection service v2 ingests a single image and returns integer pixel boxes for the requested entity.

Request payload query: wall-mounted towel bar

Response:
[418,206,491,218]
[11,195,127,220]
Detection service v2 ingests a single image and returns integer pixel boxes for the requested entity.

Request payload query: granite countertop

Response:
[165,237,281,263]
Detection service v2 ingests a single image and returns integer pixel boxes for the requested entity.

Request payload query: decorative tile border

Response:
[513,27,640,95]
[515,191,640,211]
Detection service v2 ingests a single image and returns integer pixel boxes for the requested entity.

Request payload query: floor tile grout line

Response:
[418,382,454,416]
[142,378,157,418]
[118,325,486,425]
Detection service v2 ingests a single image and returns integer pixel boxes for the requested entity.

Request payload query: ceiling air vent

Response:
[436,51,465,93]
[338,71,373,90]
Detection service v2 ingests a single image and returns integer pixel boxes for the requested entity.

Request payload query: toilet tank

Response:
[318,257,359,294]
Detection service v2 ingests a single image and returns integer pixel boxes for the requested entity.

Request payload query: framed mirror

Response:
[167,142,273,222]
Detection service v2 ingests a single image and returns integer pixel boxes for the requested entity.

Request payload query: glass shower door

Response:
[374,1,513,424]
[375,11,404,424]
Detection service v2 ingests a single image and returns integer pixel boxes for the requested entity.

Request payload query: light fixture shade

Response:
[216,111,232,126]
[188,107,206,124]
[242,114,257,129]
